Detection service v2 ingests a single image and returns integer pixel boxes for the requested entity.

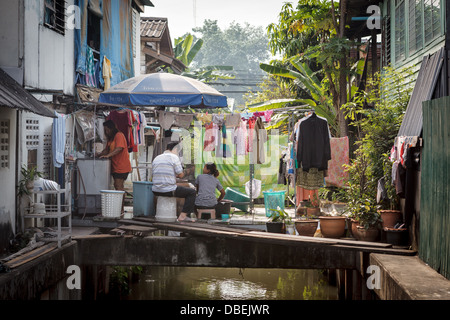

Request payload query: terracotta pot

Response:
[379,210,402,228]
[307,207,321,217]
[355,225,379,242]
[266,222,284,234]
[319,216,346,238]
[295,219,319,237]
[349,219,359,239]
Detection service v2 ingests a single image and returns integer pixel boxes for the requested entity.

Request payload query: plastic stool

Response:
[197,208,216,220]
[155,196,177,222]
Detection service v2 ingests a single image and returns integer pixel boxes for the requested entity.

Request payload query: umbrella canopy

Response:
[99,72,227,108]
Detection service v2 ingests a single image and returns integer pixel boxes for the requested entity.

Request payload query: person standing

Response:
[152,142,196,222]
[96,120,132,213]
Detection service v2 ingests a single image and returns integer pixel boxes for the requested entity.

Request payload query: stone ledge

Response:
[370,253,450,300]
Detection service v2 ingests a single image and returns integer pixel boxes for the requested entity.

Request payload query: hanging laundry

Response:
[324,136,349,188]
[247,118,256,153]
[215,125,232,158]
[158,111,175,130]
[196,113,213,124]
[102,56,112,90]
[233,119,248,156]
[264,110,273,122]
[175,113,194,129]
[212,114,225,126]
[254,116,267,164]
[203,122,218,151]
[85,47,96,87]
[225,113,241,128]
[52,111,66,168]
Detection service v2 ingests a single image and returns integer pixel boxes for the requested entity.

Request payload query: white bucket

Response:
[155,196,177,222]
[100,190,125,218]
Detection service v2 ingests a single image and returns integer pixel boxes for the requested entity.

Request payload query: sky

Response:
[143,0,293,40]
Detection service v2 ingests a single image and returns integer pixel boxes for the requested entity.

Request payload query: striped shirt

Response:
[152,151,183,193]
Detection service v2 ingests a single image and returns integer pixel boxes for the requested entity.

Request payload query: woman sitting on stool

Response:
[195,163,225,219]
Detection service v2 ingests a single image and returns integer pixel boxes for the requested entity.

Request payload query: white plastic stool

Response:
[155,196,177,222]
[197,208,216,220]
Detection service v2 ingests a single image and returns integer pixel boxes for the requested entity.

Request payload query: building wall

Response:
[23,0,75,95]
[0,108,17,255]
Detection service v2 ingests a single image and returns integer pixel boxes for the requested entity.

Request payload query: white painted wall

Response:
[23,0,75,95]
[0,108,17,235]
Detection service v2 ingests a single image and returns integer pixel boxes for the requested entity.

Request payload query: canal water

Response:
[124,267,338,300]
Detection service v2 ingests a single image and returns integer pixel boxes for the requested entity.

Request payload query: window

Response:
[409,0,424,54]
[44,0,66,35]
[424,0,442,44]
[395,0,406,61]
[0,120,10,169]
[382,3,392,66]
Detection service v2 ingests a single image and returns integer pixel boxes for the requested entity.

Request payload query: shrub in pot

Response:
[266,208,291,234]
[347,198,382,241]
[378,154,403,228]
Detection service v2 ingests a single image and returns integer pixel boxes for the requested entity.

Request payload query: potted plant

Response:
[17,165,43,197]
[377,153,403,229]
[294,214,319,237]
[266,207,291,234]
[347,197,382,242]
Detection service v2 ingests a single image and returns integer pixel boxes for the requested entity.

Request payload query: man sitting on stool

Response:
[152,142,196,222]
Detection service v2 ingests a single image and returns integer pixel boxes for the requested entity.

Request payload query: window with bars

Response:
[382,3,392,66]
[0,120,10,169]
[44,0,66,35]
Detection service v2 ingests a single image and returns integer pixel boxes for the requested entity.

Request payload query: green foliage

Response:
[109,266,143,297]
[17,165,43,197]
[268,208,292,224]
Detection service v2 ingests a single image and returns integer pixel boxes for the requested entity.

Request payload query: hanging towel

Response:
[175,113,194,129]
[225,113,241,128]
[324,136,349,188]
[52,111,66,168]
[102,56,112,90]
[203,122,218,151]
[86,47,96,87]
[158,111,175,130]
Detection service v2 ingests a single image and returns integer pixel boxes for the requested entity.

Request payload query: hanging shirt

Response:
[106,110,131,151]
[233,120,248,156]
[296,113,331,172]
[102,56,112,90]
[203,122,218,151]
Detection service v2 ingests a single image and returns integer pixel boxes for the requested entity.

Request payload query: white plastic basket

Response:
[100,190,125,218]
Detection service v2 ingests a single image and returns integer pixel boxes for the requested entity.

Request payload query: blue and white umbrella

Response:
[99,72,227,108]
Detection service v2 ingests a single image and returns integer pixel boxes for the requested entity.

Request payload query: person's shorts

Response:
[112,172,129,180]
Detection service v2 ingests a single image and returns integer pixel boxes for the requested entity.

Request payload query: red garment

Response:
[106,110,131,151]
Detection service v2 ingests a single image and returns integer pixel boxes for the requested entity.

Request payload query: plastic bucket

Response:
[100,190,125,218]
[224,188,250,212]
[133,181,155,217]
[263,190,286,217]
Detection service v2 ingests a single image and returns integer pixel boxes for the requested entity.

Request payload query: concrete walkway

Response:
[370,253,450,300]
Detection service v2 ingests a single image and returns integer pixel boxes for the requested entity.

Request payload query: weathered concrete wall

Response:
[0,242,78,300]
[76,236,360,270]
[0,108,17,255]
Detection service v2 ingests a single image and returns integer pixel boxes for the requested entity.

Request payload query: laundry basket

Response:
[263,190,286,217]
[100,190,125,218]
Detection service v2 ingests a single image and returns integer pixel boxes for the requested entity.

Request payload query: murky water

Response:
[125,267,338,300]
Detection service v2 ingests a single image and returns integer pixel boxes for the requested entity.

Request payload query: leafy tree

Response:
[191,20,272,107]
[264,0,359,137]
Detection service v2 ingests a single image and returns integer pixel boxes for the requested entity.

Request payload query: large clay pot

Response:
[319,216,346,238]
[295,219,319,237]
[355,225,379,242]
[349,218,359,238]
[307,207,321,217]
[379,210,402,228]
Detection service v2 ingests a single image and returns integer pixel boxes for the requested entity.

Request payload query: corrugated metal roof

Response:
[140,17,167,39]
[397,47,445,137]
[0,68,55,118]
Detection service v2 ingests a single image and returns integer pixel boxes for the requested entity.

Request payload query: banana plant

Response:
[172,34,235,83]
[259,54,365,136]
